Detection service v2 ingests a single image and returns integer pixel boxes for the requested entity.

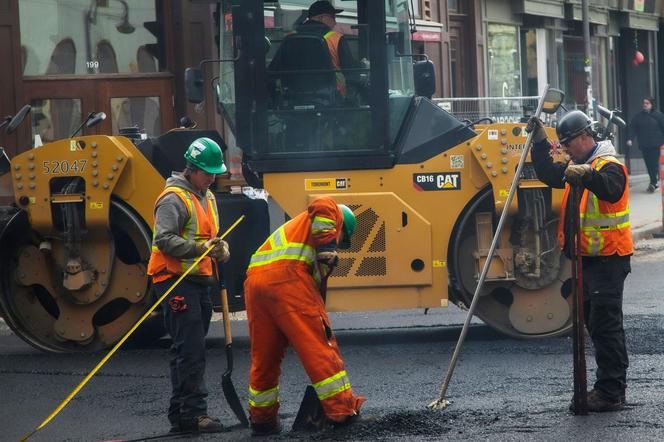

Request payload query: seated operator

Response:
[268,1,366,106]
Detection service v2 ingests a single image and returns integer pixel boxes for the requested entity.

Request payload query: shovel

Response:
[220,287,250,427]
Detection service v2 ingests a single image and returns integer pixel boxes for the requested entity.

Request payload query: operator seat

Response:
[267,33,340,108]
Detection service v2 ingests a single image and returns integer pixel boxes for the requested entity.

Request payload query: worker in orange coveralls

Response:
[244,196,366,436]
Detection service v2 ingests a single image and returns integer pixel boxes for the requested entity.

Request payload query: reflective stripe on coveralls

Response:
[313,370,351,400]
[248,226,323,284]
[147,186,219,282]
[248,385,280,408]
[557,155,633,256]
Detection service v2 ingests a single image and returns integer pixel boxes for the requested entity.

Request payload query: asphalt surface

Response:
[1,237,664,442]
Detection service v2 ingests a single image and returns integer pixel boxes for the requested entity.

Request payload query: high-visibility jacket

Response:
[247,197,343,283]
[323,30,347,97]
[147,186,219,282]
[558,156,633,256]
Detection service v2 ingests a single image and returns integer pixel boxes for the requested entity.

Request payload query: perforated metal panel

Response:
[332,257,355,277]
[347,206,378,253]
[334,204,386,279]
[368,223,385,252]
[356,256,386,276]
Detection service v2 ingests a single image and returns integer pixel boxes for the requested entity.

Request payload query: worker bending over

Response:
[245,196,367,436]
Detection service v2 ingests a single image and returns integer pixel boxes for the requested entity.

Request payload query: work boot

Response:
[196,415,226,433]
[587,390,624,412]
[251,420,282,437]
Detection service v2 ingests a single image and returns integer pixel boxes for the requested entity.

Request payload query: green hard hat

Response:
[184,137,227,174]
[338,204,356,249]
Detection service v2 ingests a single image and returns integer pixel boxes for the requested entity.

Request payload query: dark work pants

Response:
[641,146,661,187]
[582,255,631,401]
[155,279,213,425]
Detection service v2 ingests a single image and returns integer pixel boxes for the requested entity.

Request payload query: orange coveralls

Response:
[245,197,364,425]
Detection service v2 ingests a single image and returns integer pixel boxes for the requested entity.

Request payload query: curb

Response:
[628,173,649,187]
[633,222,663,242]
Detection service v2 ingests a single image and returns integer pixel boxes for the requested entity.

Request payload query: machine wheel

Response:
[448,187,572,338]
[0,200,164,352]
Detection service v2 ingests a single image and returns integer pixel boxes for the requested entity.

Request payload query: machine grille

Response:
[368,222,385,252]
[356,257,387,276]
[348,207,378,253]
[333,257,355,277]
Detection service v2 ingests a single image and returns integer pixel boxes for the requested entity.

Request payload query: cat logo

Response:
[304,178,348,191]
[413,172,461,191]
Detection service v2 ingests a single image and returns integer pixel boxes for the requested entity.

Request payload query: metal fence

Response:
[433,96,557,125]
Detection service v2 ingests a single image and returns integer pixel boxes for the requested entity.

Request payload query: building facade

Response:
[1,0,662,176]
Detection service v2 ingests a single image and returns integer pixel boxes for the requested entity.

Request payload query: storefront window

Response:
[487,23,522,98]
[30,99,82,144]
[110,96,161,138]
[520,29,538,97]
[20,0,164,76]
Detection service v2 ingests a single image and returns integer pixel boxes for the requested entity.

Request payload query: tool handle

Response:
[221,288,232,346]
[571,184,588,415]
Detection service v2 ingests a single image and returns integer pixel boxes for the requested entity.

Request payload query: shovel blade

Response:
[222,373,249,428]
[292,385,327,432]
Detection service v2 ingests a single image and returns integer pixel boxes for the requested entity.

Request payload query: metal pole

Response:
[655,145,664,238]
[582,0,593,114]
[571,185,588,415]
[427,85,551,410]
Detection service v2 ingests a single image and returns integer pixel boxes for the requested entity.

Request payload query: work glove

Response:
[197,238,231,263]
[564,164,593,186]
[525,116,548,144]
[316,250,339,267]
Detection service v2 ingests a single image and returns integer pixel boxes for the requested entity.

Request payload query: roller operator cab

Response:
[187,0,573,338]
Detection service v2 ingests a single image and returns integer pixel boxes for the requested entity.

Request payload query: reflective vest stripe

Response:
[311,215,336,235]
[557,155,633,257]
[323,30,347,97]
[249,225,317,269]
[147,186,219,279]
[248,385,280,408]
[169,187,206,274]
[313,370,351,401]
[248,244,316,268]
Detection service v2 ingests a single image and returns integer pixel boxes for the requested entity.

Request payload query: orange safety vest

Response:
[323,30,347,97]
[557,156,633,256]
[147,186,220,282]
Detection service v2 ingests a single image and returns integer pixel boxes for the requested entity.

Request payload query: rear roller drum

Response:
[448,187,572,338]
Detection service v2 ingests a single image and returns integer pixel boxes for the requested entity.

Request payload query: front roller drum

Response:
[0,201,161,352]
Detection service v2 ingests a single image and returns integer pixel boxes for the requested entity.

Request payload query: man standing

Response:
[626,96,664,193]
[245,196,366,436]
[147,137,230,433]
[527,111,632,412]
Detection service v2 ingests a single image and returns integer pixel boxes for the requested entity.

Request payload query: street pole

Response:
[582,0,593,115]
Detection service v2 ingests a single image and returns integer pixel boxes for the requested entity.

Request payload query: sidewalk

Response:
[628,173,663,241]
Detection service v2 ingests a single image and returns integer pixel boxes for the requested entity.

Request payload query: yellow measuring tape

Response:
[20,215,245,442]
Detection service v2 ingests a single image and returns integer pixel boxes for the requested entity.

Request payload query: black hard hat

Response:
[556,110,593,144]
[308,1,343,17]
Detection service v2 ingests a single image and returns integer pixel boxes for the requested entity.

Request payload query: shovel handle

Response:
[220,288,232,346]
